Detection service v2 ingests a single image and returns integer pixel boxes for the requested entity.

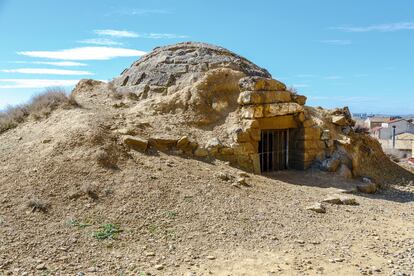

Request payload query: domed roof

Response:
[113,42,271,89]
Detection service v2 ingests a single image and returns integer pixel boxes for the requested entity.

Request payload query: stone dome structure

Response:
[79,41,412,183]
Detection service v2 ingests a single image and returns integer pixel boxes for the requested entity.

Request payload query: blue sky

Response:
[0,0,413,114]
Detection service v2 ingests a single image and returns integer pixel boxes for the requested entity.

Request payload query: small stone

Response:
[215,172,230,181]
[340,197,359,206]
[236,177,250,187]
[357,182,377,194]
[206,255,216,260]
[238,172,250,178]
[145,251,156,257]
[322,195,358,205]
[123,135,148,152]
[154,264,164,270]
[306,202,326,213]
[41,139,51,144]
[36,263,46,270]
[322,195,343,205]
[87,267,97,272]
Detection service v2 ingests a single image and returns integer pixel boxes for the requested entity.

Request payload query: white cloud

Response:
[333,22,414,32]
[13,61,87,67]
[78,38,123,46]
[0,79,80,89]
[292,84,310,88]
[320,39,352,45]
[325,76,343,80]
[17,47,146,60]
[94,29,138,38]
[1,68,93,75]
[120,9,170,16]
[296,74,317,78]
[93,29,188,39]
[137,33,189,39]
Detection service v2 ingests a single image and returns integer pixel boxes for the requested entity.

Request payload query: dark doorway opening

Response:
[259,129,289,172]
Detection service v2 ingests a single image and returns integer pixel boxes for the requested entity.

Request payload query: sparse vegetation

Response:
[67,218,91,228]
[81,183,99,200]
[0,87,79,134]
[287,86,299,94]
[147,223,157,233]
[165,210,178,219]
[107,80,122,99]
[93,223,122,240]
[94,148,118,169]
[27,198,50,213]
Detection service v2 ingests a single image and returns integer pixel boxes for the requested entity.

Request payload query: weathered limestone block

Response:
[302,119,315,128]
[219,147,234,155]
[297,112,306,122]
[239,76,286,91]
[294,140,326,150]
[249,128,261,141]
[237,91,292,105]
[148,135,178,150]
[250,153,261,174]
[194,147,209,157]
[242,119,259,129]
[293,94,307,105]
[234,143,257,154]
[237,91,262,105]
[263,91,292,103]
[299,127,322,140]
[237,132,251,142]
[236,154,253,172]
[177,136,190,149]
[332,115,348,126]
[240,105,264,119]
[257,115,298,129]
[206,137,222,155]
[123,136,148,152]
[264,103,304,117]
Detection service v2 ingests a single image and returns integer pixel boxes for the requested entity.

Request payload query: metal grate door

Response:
[259,129,289,172]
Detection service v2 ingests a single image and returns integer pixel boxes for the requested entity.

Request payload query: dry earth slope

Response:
[0,42,413,276]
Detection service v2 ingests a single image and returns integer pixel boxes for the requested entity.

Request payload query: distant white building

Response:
[364,117,391,129]
[376,119,414,140]
[376,119,414,158]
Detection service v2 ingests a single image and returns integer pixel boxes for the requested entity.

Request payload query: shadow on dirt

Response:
[264,168,414,203]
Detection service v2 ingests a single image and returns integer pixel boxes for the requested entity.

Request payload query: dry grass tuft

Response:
[287,86,299,95]
[0,87,80,134]
[95,147,118,169]
[27,198,50,213]
[81,183,99,200]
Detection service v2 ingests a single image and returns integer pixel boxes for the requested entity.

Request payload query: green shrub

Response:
[93,223,122,240]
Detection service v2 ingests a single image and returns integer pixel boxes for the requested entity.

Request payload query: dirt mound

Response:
[0,42,414,275]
